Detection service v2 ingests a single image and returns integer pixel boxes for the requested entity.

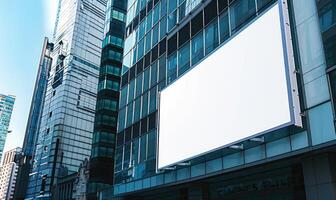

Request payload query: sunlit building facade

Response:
[14,37,54,200]
[0,147,21,200]
[25,0,107,199]
[97,0,336,199]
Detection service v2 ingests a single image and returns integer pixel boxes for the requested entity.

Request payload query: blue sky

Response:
[0,1,58,153]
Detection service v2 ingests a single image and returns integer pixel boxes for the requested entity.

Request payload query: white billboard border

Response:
[156,0,302,172]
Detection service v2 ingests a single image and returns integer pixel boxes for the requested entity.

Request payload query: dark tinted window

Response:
[178,22,190,47]
[191,12,204,37]
[204,0,218,25]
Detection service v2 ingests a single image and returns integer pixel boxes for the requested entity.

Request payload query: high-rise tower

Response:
[14,38,54,200]
[87,0,127,198]
[25,0,107,198]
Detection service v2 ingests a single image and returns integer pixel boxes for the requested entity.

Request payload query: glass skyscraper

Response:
[87,0,127,198]
[95,0,336,199]
[24,0,107,199]
[0,94,15,161]
[14,38,54,200]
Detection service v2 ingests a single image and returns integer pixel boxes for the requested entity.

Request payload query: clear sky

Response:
[0,0,58,153]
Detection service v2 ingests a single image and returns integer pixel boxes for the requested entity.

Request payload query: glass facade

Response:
[105,0,336,199]
[0,94,15,161]
[316,0,336,116]
[115,0,280,185]
[87,0,127,197]
[14,38,54,200]
[25,0,107,199]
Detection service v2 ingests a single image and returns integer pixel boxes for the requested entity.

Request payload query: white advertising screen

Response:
[158,2,301,169]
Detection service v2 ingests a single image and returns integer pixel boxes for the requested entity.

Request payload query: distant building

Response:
[14,37,54,200]
[0,94,15,161]
[0,147,21,200]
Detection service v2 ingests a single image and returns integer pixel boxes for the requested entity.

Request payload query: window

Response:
[138,38,145,59]
[142,92,149,118]
[96,114,117,126]
[128,80,135,103]
[153,4,160,24]
[257,0,274,12]
[145,34,152,53]
[143,67,150,91]
[132,139,139,165]
[230,0,256,32]
[136,74,143,97]
[205,20,219,55]
[178,22,190,47]
[168,0,177,13]
[99,79,119,91]
[191,12,203,37]
[168,10,177,31]
[102,65,121,76]
[118,107,126,131]
[152,24,159,46]
[115,146,123,171]
[139,21,146,39]
[179,1,187,22]
[151,61,158,86]
[123,142,131,169]
[134,97,142,122]
[191,31,204,65]
[219,11,230,43]
[168,33,177,55]
[140,134,147,162]
[204,0,217,25]
[160,16,167,40]
[146,11,153,32]
[120,86,128,108]
[149,86,157,113]
[159,55,166,81]
[178,42,190,75]
[112,10,126,22]
[218,0,228,13]
[147,131,156,159]
[161,0,167,16]
[97,99,118,111]
[126,102,134,126]
[168,52,177,83]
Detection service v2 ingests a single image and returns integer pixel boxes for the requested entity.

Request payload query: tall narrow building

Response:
[0,94,15,161]
[87,0,127,198]
[0,147,21,200]
[25,0,107,199]
[14,38,54,200]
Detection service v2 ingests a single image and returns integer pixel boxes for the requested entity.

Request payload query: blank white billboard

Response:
[158,2,301,169]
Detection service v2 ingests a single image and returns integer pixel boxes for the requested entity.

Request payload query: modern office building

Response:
[0,147,22,200]
[24,0,107,199]
[0,94,15,161]
[14,37,54,200]
[87,0,127,198]
[95,0,336,199]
